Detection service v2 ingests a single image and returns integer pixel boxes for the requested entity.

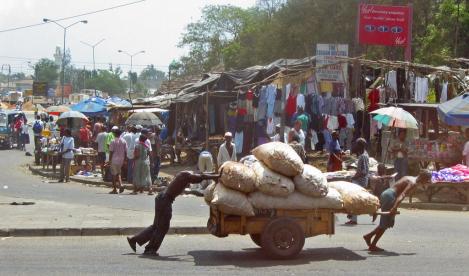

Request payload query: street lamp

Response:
[1,64,11,92]
[43,18,87,104]
[117,49,145,103]
[81,38,105,96]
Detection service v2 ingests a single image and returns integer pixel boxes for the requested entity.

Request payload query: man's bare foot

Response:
[369,245,385,252]
[363,235,372,247]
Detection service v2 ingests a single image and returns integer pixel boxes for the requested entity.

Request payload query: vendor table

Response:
[44,151,60,173]
[74,153,98,169]
[409,182,469,204]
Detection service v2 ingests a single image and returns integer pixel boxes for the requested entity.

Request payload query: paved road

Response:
[1,210,468,276]
[0,141,206,218]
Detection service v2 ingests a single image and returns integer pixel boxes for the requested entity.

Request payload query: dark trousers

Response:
[132,193,172,252]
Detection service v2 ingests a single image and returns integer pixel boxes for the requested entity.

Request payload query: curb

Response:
[0,226,208,237]
[400,202,469,212]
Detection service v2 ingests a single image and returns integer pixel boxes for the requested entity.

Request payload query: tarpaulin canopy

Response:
[106,96,131,107]
[71,97,107,117]
[438,92,469,126]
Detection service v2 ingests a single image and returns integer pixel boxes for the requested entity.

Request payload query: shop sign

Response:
[358,4,411,47]
[315,44,348,96]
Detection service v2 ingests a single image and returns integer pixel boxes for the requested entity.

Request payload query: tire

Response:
[250,234,262,247]
[260,217,305,259]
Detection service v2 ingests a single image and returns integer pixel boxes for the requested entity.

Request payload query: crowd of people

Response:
[29,114,163,195]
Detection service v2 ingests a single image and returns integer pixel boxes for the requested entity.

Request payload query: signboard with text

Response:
[358,4,411,47]
[316,44,348,97]
[32,82,48,96]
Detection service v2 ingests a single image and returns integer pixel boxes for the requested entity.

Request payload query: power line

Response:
[0,0,146,33]
[0,56,169,69]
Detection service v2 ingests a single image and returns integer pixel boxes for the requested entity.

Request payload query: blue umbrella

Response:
[71,98,107,117]
[438,92,469,126]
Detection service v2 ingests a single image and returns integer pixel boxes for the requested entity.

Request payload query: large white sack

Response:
[328,181,380,215]
[211,183,255,217]
[219,161,257,193]
[293,165,329,198]
[252,161,295,197]
[252,142,304,177]
[248,188,343,210]
[204,182,217,205]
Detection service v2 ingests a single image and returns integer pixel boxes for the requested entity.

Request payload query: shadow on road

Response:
[185,247,366,267]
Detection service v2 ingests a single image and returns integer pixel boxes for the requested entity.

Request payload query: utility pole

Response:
[81,39,105,97]
[43,18,87,103]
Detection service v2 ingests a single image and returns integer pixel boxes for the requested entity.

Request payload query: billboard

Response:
[358,4,411,47]
[32,81,48,96]
[55,84,73,98]
[316,44,348,97]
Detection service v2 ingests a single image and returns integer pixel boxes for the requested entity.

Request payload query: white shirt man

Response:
[217,132,237,166]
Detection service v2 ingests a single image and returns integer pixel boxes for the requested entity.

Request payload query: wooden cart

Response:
[207,207,336,259]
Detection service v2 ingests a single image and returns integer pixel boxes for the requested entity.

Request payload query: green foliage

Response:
[34,58,59,85]
[85,69,126,95]
[176,0,469,77]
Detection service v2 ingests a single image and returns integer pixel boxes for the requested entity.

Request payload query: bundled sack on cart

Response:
[251,161,295,197]
[328,181,380,215]
[207,183,255,217]
[252,142,304,177]
[248,188,343,210]
[293,164,329,198]
[218,161,257,193]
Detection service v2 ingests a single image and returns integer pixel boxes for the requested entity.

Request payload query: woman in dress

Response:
[132,134,153,195]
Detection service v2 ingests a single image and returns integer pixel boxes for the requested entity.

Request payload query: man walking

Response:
[363,170,431,252]
[122,126,137,183]
[58,129,75,183]
[126,171,221,255]
[109,128,127,194]
[95,126,108,175]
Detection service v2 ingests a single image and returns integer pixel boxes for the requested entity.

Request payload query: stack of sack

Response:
[204,142,379,216]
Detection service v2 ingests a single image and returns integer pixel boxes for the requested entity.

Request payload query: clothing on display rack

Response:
[440,81,448,103]
[414,76,429,103]
[234,131,244,154]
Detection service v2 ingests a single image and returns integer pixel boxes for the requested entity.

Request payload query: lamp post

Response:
[81,38,105,96]
[43,18,87,104]
[117,49,145,104]
[1,64,11,91]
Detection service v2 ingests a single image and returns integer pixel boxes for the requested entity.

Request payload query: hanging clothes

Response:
[414,77,429,103]
[266,85,276,118]
[285,93,297,118]
[367,89,380,112]
[296,93,305,109]
[234,131,244,154]
[440,81,448,103]
[385,70,398,94]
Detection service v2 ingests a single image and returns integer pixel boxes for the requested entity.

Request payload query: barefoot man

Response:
[126,170,221,256]
[364,170,432,252]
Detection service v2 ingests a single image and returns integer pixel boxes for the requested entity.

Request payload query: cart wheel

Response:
[261,217,305,259]
[249,234,262,247]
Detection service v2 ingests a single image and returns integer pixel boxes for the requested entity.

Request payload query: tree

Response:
[86,69,126,96]
[138,64,167,90]
[34,58,59,85]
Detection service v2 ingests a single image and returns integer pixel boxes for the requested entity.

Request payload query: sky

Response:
[0,0,256,75]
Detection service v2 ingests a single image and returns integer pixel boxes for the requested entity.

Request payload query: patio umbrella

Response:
[71,98,107,117]
[371,106,418,129]
[46,105,71,115]
[57,111,88,127]
[437,92,469,126]
[125,112,162,126]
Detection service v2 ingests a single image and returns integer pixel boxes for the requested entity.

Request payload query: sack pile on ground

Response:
[205,142,379,216]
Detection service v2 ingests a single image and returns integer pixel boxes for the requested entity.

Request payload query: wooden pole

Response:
[205,86,209,149]
[280,60,287,142]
